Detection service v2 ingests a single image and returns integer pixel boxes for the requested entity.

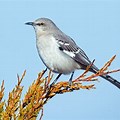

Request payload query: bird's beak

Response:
[25,22,34,26]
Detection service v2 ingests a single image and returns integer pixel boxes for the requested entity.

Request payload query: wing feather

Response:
[54,34,92,68]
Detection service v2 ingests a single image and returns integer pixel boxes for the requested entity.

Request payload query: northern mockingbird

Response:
[26,18,120,89]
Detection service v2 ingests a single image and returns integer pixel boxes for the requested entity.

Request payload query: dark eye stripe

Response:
[36,23,44,26]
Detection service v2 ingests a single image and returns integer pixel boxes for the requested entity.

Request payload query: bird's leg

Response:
[43,68,47,74]
[69,71,74,85]
[50,73,62,86]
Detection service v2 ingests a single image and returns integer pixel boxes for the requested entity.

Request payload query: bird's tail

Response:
[91,66,120,89]
[100,74,120,89]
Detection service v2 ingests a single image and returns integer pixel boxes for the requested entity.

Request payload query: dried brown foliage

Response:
[0,55,119,120]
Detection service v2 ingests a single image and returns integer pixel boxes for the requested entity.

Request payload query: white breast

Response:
[36,35,80,74]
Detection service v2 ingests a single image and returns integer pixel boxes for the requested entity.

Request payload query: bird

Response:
[25,17,120,89]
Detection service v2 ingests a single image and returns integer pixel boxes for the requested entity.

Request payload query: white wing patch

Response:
[58,40,69,46]
[57,38,81,58]
[63,50,76,57]
[75,49,80,54]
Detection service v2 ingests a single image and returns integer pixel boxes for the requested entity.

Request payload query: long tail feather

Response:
[101,74,120,89]
[91,66,120,89]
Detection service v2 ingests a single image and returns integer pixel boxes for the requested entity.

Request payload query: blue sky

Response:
[0,0,120,120]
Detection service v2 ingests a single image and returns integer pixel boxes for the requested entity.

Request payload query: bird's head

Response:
[25,18,58,36]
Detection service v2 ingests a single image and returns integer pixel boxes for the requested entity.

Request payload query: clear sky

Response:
[0,0,120,120]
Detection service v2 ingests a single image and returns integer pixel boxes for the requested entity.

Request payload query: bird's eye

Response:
[40,23,44,25]
[36,23,44,26]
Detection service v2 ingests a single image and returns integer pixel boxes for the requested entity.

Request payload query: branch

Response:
[21,55,120,120]
[0,56,119,120]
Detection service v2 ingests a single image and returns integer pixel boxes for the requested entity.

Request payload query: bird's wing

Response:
[54,34,93,69]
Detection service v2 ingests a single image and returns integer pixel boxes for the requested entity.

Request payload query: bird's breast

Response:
[36,35,80,74]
